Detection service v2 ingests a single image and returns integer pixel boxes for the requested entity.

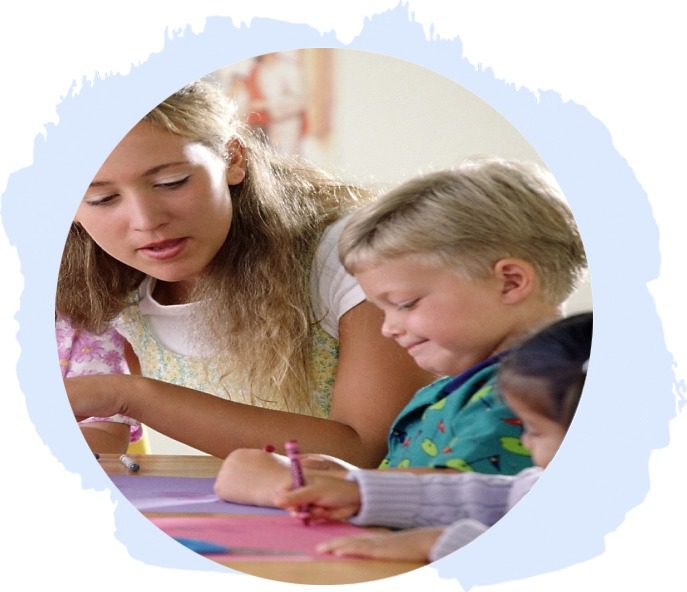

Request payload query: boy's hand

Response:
[274,474,362,522]
[300,453,358,473]
[316,527,444,562]
[214,448,291,506]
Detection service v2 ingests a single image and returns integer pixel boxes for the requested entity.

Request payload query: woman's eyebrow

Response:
[141,162,189,177]
[89,162,189,187]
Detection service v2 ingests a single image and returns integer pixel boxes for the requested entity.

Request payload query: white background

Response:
[1,2,685,590]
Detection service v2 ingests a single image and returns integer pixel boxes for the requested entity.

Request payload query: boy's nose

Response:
[381,313,403,339]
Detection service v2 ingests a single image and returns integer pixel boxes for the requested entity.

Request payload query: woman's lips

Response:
[137,238,189,260]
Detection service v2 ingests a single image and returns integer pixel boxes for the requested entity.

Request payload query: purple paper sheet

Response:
[109,475,286,515]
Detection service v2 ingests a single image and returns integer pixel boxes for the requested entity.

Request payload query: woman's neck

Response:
[152,280,195,305]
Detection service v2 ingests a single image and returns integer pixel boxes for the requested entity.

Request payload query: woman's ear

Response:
[493,258,536,304]
[226,138,247,186]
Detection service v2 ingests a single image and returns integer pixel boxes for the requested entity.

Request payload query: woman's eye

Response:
[85,194,117,207]
[156,176,190,189]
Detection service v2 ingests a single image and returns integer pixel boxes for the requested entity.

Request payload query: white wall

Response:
[327,49,545,186]
[325,49,591,314]
[147,49,591,455]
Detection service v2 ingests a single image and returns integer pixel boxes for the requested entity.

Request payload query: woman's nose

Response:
[129,192,169,231]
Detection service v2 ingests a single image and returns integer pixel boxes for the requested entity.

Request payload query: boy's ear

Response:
[226,138,247,186]
[493,258,536,304]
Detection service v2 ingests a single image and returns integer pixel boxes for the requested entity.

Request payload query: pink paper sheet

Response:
[151,515,372,562]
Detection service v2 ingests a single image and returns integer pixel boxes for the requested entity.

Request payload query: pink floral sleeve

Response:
[56,315,142,442]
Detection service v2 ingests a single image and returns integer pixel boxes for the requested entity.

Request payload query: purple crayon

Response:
[284,439,311,526]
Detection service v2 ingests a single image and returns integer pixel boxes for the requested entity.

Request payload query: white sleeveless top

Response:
[113,216,365,417]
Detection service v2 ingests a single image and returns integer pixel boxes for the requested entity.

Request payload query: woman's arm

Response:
[326,301,434,464]
[66,302,432,464]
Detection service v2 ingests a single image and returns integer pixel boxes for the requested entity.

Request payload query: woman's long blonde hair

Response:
[57,80,369,414]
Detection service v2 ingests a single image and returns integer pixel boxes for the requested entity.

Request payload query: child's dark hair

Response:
[497,312,592,429]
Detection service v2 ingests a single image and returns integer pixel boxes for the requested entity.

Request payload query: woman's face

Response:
[75,121,245,295]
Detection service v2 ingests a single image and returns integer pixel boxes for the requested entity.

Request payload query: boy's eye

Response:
[397,299,419,311]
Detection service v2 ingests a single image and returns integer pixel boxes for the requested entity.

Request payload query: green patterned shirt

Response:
[380,356,533,474]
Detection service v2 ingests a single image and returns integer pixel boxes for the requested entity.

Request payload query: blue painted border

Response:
[1,5,674,587]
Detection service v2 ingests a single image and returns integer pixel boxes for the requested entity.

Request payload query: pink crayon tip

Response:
[284,439,312,526]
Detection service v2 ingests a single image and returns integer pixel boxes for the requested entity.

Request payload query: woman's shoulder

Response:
[316,213,354,256]
[309,213,366,337]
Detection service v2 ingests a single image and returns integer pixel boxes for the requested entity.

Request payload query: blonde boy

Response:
[337,158,586,473]
[214,158,586,504]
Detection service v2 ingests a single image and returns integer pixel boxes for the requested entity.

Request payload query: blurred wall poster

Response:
[214,49,333,159]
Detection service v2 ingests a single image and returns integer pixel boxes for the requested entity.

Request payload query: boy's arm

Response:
[214,448,291,506]
[347,469,528,530]
[429,519,489,561]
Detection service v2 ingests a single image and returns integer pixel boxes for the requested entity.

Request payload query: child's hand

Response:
[274,474,362,522]
[80,421,130,454]
[300,453,358,473]
[316,527,445,562]
[214,448,291,506]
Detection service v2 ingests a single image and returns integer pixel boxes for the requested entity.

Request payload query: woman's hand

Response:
[64,374,133,421]
[316,527,444,562]
[274,473,362,522]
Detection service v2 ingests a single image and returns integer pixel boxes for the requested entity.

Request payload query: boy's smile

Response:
[355,255,520,376]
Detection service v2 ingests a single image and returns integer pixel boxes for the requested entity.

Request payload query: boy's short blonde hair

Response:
[339,158,587,304]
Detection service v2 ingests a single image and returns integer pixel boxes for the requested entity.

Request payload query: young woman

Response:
[59,80,431,464]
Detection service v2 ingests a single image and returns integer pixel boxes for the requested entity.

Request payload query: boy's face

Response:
[355,255,518,376]
[504,394,566,468]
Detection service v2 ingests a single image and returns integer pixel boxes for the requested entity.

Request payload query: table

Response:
[99,454,425,584]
